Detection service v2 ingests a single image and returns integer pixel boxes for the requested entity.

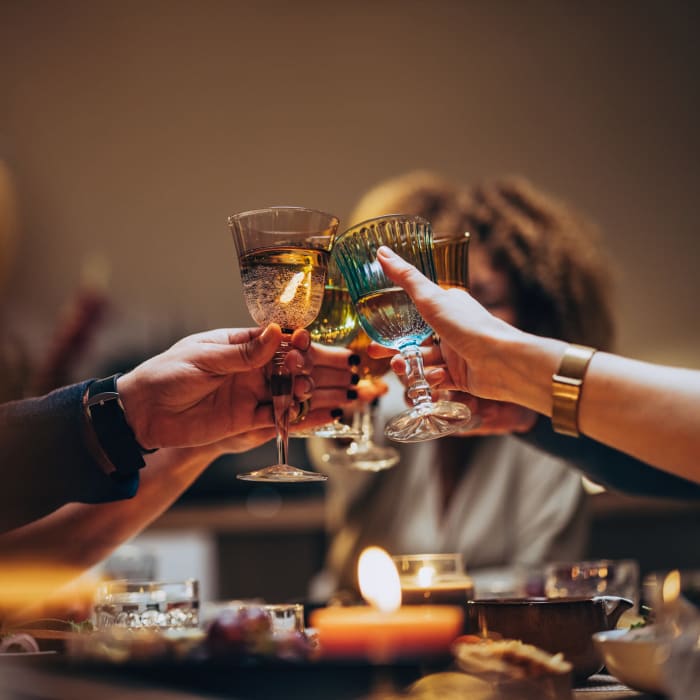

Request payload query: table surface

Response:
[0,663,661,700]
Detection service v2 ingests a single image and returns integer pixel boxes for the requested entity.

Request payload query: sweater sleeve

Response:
[0,381,139,533]
[518,415,700,500]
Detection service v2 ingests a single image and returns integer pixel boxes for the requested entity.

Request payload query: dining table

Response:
[0,658,664,700]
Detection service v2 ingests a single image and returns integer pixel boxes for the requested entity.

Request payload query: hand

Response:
[118,324,354,450]
[372,246,526,403]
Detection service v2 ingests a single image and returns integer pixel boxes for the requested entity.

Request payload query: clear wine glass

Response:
[332,214,473,442]
[295,257,362,439]
[334,327,400,471]
[228,206,338,481]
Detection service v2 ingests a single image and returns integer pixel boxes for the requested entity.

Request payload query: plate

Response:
[592,627,670,695]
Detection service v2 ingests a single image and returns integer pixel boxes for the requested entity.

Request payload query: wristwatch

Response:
[84,374,156,476]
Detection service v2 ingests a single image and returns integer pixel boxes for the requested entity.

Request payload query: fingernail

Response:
[346,389,358,400]
[260,324,275,342]
[350,373,360,385]
[330,408,344,419]
[348,354,361,366]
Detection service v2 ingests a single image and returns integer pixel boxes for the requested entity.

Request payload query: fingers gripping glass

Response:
[229,206,338,481]
[332,215,473,442]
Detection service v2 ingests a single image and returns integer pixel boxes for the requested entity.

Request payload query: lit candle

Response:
[310,547,464,662]
[393,553,475,606]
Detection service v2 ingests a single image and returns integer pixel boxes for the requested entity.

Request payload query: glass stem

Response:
[269,336,293,467]
[401,344,432,408]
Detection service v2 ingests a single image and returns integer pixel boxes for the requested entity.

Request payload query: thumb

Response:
[198,324,282,374]
[376,246,442,312]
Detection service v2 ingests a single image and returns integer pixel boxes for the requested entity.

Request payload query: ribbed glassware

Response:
[333,214,473,442]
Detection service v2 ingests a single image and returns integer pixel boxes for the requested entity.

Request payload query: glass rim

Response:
[227,205,340,227]
[433,231,471,244]
[391,553,464,562]
[336,213,431,242]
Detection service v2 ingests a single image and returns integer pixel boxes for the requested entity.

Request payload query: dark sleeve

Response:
[517,415,700,500]
[0,381,138,533]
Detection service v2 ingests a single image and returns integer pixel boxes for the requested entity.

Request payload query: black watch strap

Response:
[85,374,155,476]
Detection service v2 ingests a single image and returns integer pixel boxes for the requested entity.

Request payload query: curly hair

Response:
[349,171,616,350]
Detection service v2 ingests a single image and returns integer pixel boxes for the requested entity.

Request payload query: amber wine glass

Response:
[432,232,481,430]
[333,215,473,442]
[228,206,338,481]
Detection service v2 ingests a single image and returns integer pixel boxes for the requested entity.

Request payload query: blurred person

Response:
[373,244,700,488]
[309,171,615,599]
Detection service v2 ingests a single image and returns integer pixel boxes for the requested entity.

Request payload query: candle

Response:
[310,547,463,662]
[393,553,475,606]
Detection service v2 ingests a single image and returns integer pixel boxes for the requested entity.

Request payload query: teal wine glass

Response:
[229,206,338,482]
[332,214,473,442]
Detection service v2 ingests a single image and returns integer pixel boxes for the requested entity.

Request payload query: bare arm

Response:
[375,246,700,485]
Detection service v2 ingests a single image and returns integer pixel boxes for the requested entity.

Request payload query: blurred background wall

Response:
[1,0,698,375]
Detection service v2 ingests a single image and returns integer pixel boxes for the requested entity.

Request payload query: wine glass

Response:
[295,257,362,439]
[332,214,473,442]
[431,232,481,430]
[333,327,400,470]
[228,206,338,482]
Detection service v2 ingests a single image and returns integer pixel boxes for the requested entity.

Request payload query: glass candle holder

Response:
[392,553,474,605]
[94,579,200,630]
[545,559,640,612]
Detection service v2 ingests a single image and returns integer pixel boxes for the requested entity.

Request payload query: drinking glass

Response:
[229,206,338,481]
[392,553,475,605]
[296,258,361,439]
[94,579,199,630]
[432,232,481,430]
[545,559,640,612]
[334,327,400,470]
[333,214,473,442]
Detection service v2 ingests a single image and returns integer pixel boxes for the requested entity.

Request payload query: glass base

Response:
[384,400,476,443]
[293,421,362,440]
[236,465,328,483]
[344,443,400,472]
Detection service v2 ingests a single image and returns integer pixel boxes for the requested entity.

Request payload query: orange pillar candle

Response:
[310,547,463,662]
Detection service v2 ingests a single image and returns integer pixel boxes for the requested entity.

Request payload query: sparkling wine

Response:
[308,285,359,347]
[355,287,431,349]
[347,327,391,380]
[239,246,328,330]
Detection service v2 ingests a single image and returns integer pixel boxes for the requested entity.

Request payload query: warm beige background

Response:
[2,0,698,373]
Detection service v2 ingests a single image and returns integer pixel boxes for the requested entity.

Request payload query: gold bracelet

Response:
[551,344,597,437]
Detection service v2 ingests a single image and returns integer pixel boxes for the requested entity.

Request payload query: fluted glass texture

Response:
[332,215,436,349]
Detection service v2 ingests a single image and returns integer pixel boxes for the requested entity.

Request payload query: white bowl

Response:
[592,627,670,695]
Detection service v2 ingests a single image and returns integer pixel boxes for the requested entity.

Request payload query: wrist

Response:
[116,372,156,451]
[497,331,568,415]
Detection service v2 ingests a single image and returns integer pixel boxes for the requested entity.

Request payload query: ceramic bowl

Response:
[463,596,633,679]
[592,627,670,694]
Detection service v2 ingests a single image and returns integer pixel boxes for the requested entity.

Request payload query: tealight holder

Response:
[94,579,199,630]
[392,553,475,605]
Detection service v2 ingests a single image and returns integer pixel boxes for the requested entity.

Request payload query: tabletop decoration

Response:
[392,553,475,605]
[310,546,463,662]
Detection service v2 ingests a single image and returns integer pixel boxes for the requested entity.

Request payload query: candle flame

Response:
[417,565,436,587]
[279,271,306,304]
[662,569,681,604]
[358,547,401,613]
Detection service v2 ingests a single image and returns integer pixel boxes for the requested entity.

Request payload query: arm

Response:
[0,324,357,533]
[375,246,700,486]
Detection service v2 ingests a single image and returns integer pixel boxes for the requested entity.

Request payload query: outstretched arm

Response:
[374,245,700,486]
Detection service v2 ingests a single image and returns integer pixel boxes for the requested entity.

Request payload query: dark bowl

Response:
[463,596,633,679]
